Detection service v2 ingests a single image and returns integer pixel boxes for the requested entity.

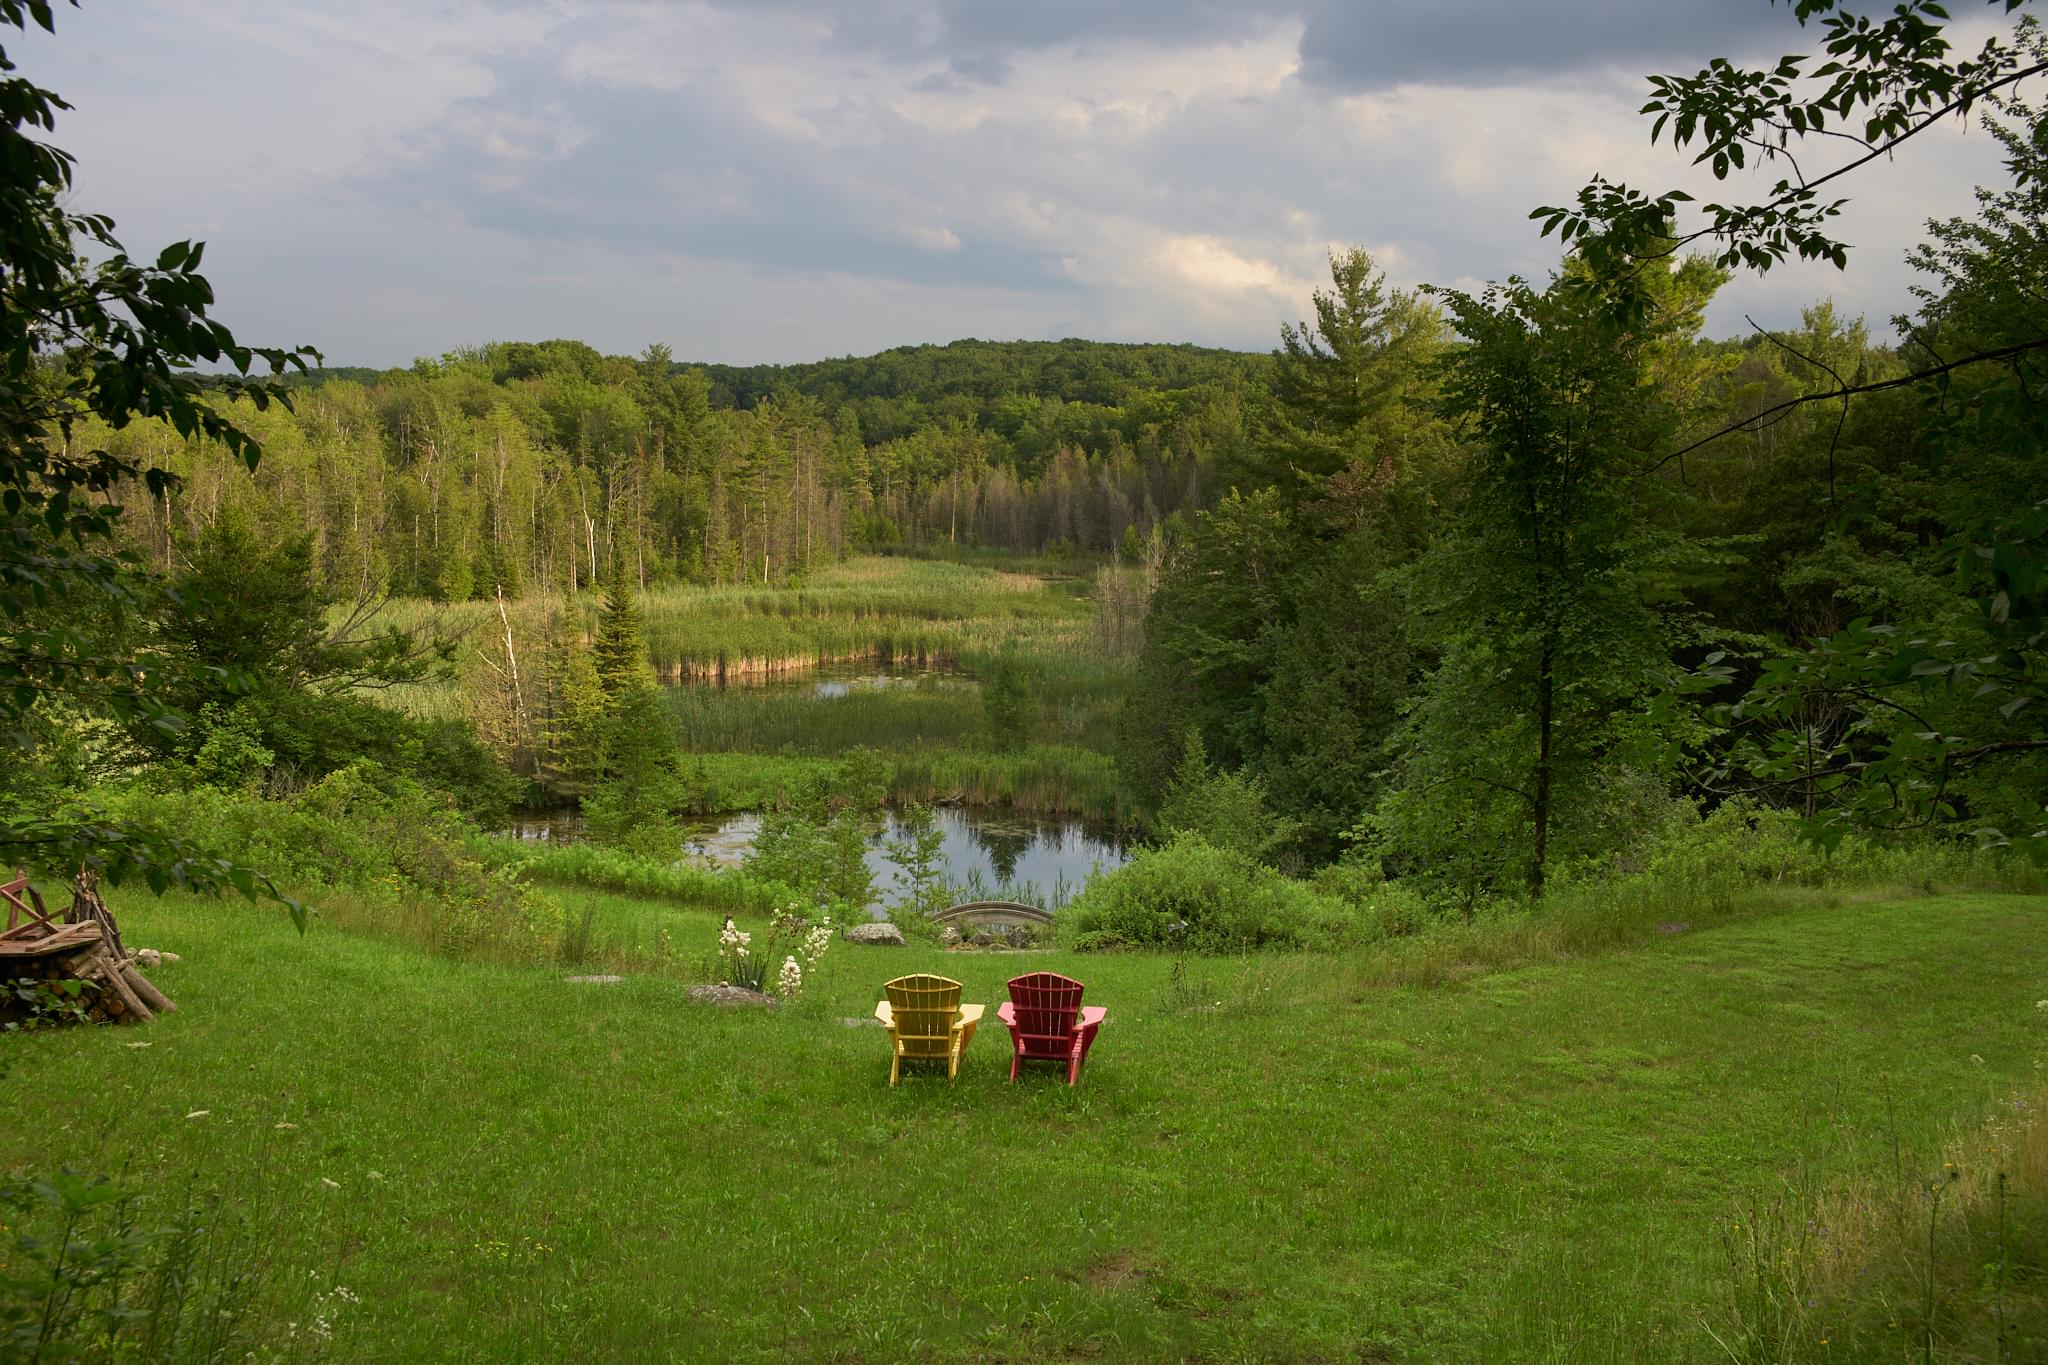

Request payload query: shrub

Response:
[1635,797,1828,893]
[742,755,884,916]
[107,765,564,961]
[1058,832,1364,953]
[0,1170,279,1363]
[1309,862,1440,939]
[1156,730,1296,865]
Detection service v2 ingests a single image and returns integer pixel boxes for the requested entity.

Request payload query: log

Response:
[121,963,175,1015]
[99,960,152,1023]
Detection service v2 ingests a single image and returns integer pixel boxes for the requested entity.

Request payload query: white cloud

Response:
[902,224,963,252]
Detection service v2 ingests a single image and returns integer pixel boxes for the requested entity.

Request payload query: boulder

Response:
[686,984,779,1008]
[843,922,907,947]
[939,926,962,947]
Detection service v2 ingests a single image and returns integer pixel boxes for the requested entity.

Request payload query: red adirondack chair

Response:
[996,971,1105,1085]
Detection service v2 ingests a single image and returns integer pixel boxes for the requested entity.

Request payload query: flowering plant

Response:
[713,905,833,999]
[716,917,765,991]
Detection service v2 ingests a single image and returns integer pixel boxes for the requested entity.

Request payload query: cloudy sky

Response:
[18,1,2023,367]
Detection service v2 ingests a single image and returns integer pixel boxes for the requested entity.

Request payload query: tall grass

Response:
[1326,812,2048,993]
[635,557,1096,680]
[665,652,1123,758]
[473,836,792,916]
[668,747,1128,822]
[888,745,1129,823]
[364,555,1117,726]
[1711,1080,2048,1362]
[668,678,984,754]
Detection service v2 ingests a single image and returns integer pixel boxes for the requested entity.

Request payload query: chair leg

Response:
[890,1053,900,1087]
[1010,1051,1021,1083]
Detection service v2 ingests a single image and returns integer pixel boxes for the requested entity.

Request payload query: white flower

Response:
[778,955,803,999]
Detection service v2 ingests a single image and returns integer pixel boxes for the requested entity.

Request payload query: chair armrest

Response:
[955,1003,985,1027]
[1077,1005,1107,1029]
[874,1000,895,1028]
[996,1001,1017,1026]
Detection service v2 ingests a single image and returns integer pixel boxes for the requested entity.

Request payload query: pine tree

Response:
[592,551,650,698]
[536,627,608,797]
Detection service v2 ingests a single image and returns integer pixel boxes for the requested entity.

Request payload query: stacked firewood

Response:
[0,871,176,1025]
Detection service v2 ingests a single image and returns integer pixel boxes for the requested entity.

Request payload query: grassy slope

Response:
[4,892,2044,1361]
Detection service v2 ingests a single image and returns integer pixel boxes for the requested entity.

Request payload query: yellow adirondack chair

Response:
[874,974,983,1085]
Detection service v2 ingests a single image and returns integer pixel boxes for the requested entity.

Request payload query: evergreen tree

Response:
[1260,248,1446,490]
[592,552,650,698]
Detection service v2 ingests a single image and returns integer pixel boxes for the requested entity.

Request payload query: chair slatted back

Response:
[1007,972,1084,1056]
[885,975,962,1057]
[0,870,54,943]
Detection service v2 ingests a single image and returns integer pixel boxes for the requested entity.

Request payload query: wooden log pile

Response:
[0,870,176,1026]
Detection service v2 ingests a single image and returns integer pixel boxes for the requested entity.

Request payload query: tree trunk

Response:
[1530,640,1554,900]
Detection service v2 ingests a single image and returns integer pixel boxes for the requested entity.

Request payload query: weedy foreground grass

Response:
[3,891,2045,1361]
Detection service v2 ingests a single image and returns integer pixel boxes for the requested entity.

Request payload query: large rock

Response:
[843,922,907,947]
[687,984,779,1008]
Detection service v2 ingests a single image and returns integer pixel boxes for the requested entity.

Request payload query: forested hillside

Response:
[74,218,2047,887]
[95,338,1259,604]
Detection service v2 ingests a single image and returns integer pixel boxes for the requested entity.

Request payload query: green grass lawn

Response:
[4,891,2045,1361]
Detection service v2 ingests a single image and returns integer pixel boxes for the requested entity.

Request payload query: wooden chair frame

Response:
[1,869,57,943]
[875,974,983,1085]
[996,971,1105,1086]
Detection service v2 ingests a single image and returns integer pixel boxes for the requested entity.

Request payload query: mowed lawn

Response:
[4,892,2045,1362]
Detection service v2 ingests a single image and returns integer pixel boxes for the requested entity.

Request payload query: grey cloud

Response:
[808,1,1286,60]
[686,0,1799,91]
[1294,0,1794,91]
[911,53,1013,94]
[373,63,1082,297]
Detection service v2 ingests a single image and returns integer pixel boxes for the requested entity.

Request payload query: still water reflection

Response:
[505,805,1127,910]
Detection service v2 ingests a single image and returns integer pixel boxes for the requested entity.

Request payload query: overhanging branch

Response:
[1650,334,2048,472]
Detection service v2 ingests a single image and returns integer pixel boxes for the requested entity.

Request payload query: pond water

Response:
[705,659,975,699]
[505,804,1128,912]
[507,658,1124,910]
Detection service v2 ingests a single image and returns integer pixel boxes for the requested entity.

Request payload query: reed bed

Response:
[888,746,1130,824]
[669,680,986,754]
[357,555,1108,709]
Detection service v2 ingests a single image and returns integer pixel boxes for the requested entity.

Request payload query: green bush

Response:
[1058,832,1365,953]
[1634,797,1828,893]
[0,1169,276,1363]
[1309,862,1440,939]
[108,765,562,959]
[1156,730,1296,864]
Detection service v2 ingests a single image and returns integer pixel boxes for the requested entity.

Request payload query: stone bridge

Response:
[931,900,1055,929]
